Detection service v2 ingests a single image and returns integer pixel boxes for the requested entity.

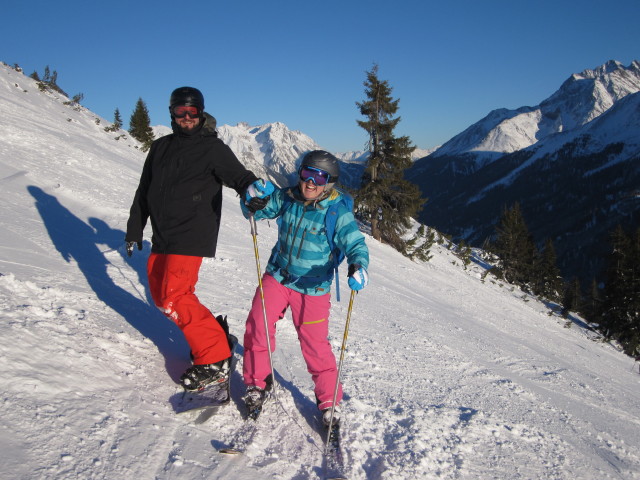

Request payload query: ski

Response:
[246,401,265,422]
[323,423,347,480]
[170,380,230,416]
[218,390,271,455]
[218,417,260,455]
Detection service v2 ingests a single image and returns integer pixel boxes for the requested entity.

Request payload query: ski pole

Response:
[325,289,356,451]
[249,214,277,395]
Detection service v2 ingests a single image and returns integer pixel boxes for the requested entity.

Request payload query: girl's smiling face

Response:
[299,179,326,201]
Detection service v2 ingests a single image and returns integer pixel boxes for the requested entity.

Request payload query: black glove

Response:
[245,196,270,213]
[347,263,368,291]
[126,240,142,257]
[348,263,361,277]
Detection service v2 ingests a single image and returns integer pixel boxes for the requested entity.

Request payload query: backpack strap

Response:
[325,202,342,301]
[325,191,354,301]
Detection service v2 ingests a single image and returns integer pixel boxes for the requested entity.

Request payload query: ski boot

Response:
[243,375,273,420]
[180,358,230,391]
[322,406,341,427]
[244,386,268,409]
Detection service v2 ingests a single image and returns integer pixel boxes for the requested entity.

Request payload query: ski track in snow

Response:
[1,63,639,479]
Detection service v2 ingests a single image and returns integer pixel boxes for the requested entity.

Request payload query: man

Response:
[126,86,264,391]
[242,150,369,426]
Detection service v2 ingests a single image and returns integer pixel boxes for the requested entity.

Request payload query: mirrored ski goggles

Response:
[299,166,331,186]
[172,105,200,118]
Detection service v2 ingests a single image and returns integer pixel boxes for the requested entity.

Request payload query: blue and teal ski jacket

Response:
[241,186,369,296]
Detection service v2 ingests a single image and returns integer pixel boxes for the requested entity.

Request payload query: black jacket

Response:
[126,113,258,257]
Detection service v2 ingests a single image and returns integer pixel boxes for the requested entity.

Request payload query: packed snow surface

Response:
[1,63,639,479]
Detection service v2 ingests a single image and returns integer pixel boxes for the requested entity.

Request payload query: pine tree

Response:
[491,203,538,288]
[355,64,425,250]
[561,277,583,318]
[456,239,473,269]
[584,278,603,323]
[113,108,123,130]
[405,224,435,262]
[45,66,68,95]
[534,238,564,301]
[31,65,68,96]
[600,226,640,355]
[129,98,154,151]
[415,226,435,262]
[626,227,640,355]
[104,108,123,133]
[42,66,51,84]
[601,226,631,337]
[113,108,122,130]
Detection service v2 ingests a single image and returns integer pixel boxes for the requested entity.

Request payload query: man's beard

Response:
[181,122,197,131]
[179,120,201,135]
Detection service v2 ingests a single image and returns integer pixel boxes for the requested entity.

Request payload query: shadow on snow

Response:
[28,185,189,382]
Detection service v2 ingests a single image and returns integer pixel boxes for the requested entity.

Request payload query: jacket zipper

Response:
[285,204,307,268]
[281,224,292,254]
[297,229,308,259]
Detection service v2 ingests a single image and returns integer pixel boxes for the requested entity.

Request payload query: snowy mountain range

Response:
[2,60,640,480]
[153,123,432,190]
[409,60,640,284]
[430,60,640,162]
[153,120,370,189]
[151,121,322,187]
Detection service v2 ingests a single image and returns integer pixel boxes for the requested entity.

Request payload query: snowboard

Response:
[170,334,238,418]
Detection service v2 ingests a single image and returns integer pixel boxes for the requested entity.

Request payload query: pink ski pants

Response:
[243,274,342,410]
[147,253,230,365]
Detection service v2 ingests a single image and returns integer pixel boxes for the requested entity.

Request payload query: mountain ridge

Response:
[409,60,640,284]
[429,60,640,163]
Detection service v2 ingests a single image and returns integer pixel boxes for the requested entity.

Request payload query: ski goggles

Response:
[172,105,200,118]
[299,166,331,186]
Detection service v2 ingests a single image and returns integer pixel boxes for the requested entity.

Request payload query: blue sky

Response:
[4,0,639,152]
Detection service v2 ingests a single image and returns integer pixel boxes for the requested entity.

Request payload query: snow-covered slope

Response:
[1,62,640,480]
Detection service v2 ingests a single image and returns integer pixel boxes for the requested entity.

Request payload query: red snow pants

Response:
[243,274,342,410]
[147,253,230,365]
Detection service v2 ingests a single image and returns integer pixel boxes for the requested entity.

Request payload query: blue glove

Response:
[347,264,368,291]
[245,179,274,201]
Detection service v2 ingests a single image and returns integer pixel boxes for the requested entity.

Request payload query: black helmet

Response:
[300,150,340,187]
[169,86,205,111]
